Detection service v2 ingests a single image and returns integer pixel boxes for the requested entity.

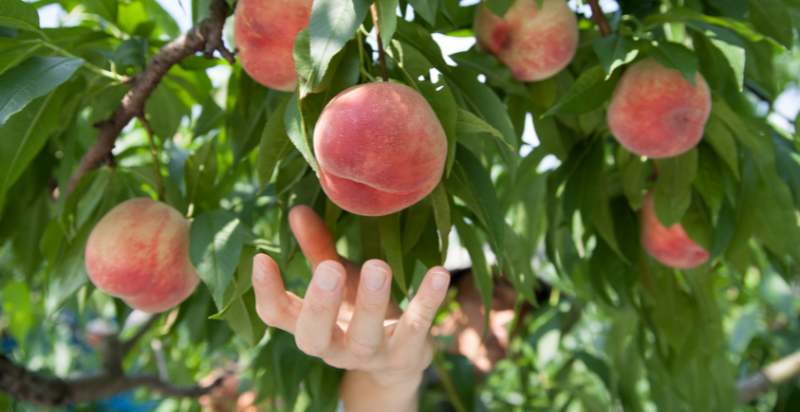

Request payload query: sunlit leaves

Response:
[0,0,39,32]
[0,57,82,126]
[307,0,370,88]
[190,210,251,310]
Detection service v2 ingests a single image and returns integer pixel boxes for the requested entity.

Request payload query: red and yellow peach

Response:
[313,82,447,216]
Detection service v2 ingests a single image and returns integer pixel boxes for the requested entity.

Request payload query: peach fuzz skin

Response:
[313,82,447,217]
[234,0,312,91]
[85,198,200,313]
[608,59,712,159]
[474,0,578,82]
[641,193,710,269]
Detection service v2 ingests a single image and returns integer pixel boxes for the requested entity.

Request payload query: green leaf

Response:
[484,0,514,16]
[395,20,450,71]
[455,217,492,332]
[376,0,399,49]
[593,34,639,78]
[308,0,370,87]
[407,0,439,25]
[712,100,774,177]
[190,210,250,309]
[0,0,39,32]
[144,82,188,139]
[543,65,616,117]
[0,39,41,76]
[1,281,34,347]
[619,152,649,209]
[378,213,406,290]
[681,194,713,250]
[61,0,118,22]
[0,57,83,126]
[654,149,698,226]
[741,156,800,262]
[704,116,740,179]
[447,66,518,151]
[257,97,292,186]
[651,42,699,83]
[563,142,623,257]
[417,81,458,175]
[430,184,451,260]
[446,147,506,262]
[709,39,745,91]
[456,108,515,153]
[748,0,794,49]
[646,7,780,48]
[284,94,319,172]
[0,83,79,216]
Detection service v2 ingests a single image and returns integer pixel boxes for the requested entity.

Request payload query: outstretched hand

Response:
[251,206,450,411]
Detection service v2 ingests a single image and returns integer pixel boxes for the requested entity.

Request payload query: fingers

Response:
[295,260,347,357]
[288,205,339,271]
[393,267,450,347]
[345,260,392,358]
[252,254,302,333]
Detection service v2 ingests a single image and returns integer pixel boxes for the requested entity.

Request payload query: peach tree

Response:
[0,0,799,411]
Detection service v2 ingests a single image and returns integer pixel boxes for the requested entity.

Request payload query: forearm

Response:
[340,370,420,412]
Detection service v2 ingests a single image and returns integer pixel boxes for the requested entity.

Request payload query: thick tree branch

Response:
[0,355,224,407]
[65,0,235,195]
[588,0,611,37]
[738,351,800,403]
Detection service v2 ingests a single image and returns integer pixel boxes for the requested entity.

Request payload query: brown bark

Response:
[65,0,235,195]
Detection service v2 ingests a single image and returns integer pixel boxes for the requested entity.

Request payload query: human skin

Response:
[607,59,712,158]
[313,82,447,216]
[84,198,199,313]
[641,193,710,269]
[474,0,579,81]
[234,0,312,91]
[251,206,450,412]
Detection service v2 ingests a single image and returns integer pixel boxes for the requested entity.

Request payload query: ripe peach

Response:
[607,59,712,158]
[641,193,709,269]
[474,0,578,82]
[313,82,447,216]
[85,198,200,313]
[234,0,312,91]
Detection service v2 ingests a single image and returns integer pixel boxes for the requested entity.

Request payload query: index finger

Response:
[288,205,340,271]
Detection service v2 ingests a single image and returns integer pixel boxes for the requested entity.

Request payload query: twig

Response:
[737,351,800,403]
[588,0,611,37]
[138,115,166,200]
[65,0,235,195]
[370,4,389,81]
[0,355,225,407]
[119,315,161,355]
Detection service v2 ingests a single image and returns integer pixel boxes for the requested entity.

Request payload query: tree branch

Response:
[738,351,800,403]
[370,4,389,82]
[588,0,611,37]
[0,355,225,407]
[65,0,235,195]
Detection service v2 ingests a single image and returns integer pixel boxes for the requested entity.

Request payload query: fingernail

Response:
[363,262,388,291]
[431,270,450,291]
[315,262,341,291]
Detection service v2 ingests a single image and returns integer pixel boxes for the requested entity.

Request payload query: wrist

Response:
[361,368,424,389]
[341,370,421,412]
